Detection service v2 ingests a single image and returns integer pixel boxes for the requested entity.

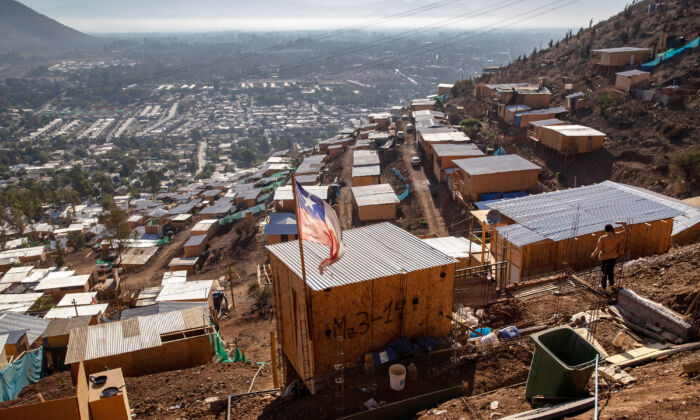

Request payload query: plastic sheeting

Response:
[209,330,234,363]
[0,347,44,402]
[641,37,699,70]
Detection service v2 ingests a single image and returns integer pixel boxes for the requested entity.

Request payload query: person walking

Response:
[591,222,627,290]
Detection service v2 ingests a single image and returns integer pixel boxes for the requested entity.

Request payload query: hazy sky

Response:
[21,0,632,33]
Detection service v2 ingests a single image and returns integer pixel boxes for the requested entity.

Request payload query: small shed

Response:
[264,212,298,245]
[168,257,199,274]
[353,150,380,167]
[565,92,585,110]
[615,69,651,92]
[438,83,454,95]
[0,330,30,362]
[64,307,214,379]
[352,165,381,186]
[451,155,542,203]
[35,274,91,300]
[592,47,650,67]
[170,213,192,229]
[409,98,436,112]
[191,219,218,237]
[274,185,329,212]
[41,316,93,370]
[161,270,188,285]
[513,106,568,128]
[184,235,207,257]
[430,143,485,182]
[534,124,607,156]
[266,222,457,392]
[351,184,400,222]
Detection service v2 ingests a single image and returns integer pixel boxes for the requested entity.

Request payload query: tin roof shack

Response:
[0,292,44,313]
[0,312,50,346]
[0,246,45,265]
[353,149,380,167]
[44,304,109,322]
[592,47,651,68]
[274,185,329,212]
[352,165,381,187]
[183,234,207,257]
[417,128,471,167]
[170,213,192,229]
[489,181,681,284]
[168,256,199,274]
[409,98,437,113]
[352,184,400,222]
[266,222,457,392]
[533,124,607,157]
[508,106,568,128]
[615,69,651,92]
[422,236,483,269]
[431,143,485,183]
[42,316,93,370]
[156,280,214,308]
[451,155,542,203]
[565,92,585,110]
[368,112,391,129]
[438,83,454,96]
[0,329,29,362]
[191,219,218,238]
[265,212,298,245]
[35,274,91,300]
[65,307,214,379]
[477,83,552,109]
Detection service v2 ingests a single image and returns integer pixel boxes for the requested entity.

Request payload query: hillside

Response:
[448,0,699,199]
[0,0,95,52]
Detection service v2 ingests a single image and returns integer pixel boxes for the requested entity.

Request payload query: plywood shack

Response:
[65,307,213,379]
[264,212,298,245]
[430,143,484,182]
[534,124,606,156]
[615,69,651,92]
[488,181,681,284]
[352,184,400,222]
[266,223,457,391]
[352,165,380,186]
[451,155,542,203]
[184,235,207,257]
[191,219,218,237]
[274,185,329,212]
[592,47,650,67]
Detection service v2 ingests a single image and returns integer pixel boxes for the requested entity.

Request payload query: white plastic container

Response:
[389,364,406,391]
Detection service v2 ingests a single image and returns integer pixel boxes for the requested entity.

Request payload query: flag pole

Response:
[291,175,308,284]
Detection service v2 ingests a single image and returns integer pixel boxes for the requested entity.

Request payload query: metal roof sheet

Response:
[592,47,650,53]
[274,185,329,201]
[192,220,217,231]
[493,181,683,246]
[120,301,208,320]
[540,124,607,137]
[156,280,213,302]
[422,236,483,258]
[0,312,50,344]
[0,246,44,260]
[529,118,566,127]
[352,165,381,177]
[44,304,109,319]
[266,222,458,291]
[0,266,34,284]
[169,257,199,267]
[184,235,207,247]
[421,131,471,143]
[352,184,399,206]
[35,274,90,291]
[264,212,298,236]
[353,150,380,166]
[57,292,97,307]
[453,155,542,175]
[42,316,92,338]
[616,69,650,77]
[431,143,484,158]
[65,306,209,364]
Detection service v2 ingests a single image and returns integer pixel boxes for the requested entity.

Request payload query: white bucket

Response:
[389,364,406,391]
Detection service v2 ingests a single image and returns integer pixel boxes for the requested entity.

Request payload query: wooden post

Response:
[481,221,486,265]
[270,331,279,388]
[290,176,308,283]
[227,264,236,310]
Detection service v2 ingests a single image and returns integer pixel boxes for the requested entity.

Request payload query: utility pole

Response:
[227,264,236,310]
[72,299,79,317]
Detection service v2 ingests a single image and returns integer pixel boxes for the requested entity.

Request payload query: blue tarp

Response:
[494,146,507,156]
[641,37,699,70]
[0,347,44,402]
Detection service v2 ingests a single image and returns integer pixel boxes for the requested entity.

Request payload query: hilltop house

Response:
[450,155,542,203]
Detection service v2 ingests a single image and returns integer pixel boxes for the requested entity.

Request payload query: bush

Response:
[459,118,482,138]
[596,92,615,114]
[669,149,700,183]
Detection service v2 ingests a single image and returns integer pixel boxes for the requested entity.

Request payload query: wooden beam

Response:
[499,397,595,420]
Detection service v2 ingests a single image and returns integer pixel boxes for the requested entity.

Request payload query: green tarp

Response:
[0,347,44,402]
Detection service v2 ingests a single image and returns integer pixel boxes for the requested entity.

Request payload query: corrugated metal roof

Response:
[0,333,8,349]
[274,185,329,201]
[42,316,92,338]
[353,150,380,166]
[352,184,399,206]
[57,292,97,307]
[119,301,208,320]
[264,213,298,236]
[192,219,217,231]
[184,235,207,247]
[592,47,649,53]
[0,313,50,344]
[431,143,484,158]
[540,124,607,137]
[0,293,44,313]
[494,181,683,246]
[453,155,542,175]
[266,222,458,291]
[65,306,209,364]
[0,266,33,284]
[35,274,90,291]
[616,69,650,77]
[44,304,109,319]
[529,118,565,127]
[421,131,471,143]
[422,236,483,258]
[0,246,45,259]
[156,280,213,302]
[352,165,381,177]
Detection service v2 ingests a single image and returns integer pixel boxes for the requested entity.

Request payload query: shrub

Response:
[669,149,700,183]
[596,92,615,114]
[459,118,482,138]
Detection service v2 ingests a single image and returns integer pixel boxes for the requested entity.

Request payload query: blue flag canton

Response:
[296,182,326,221]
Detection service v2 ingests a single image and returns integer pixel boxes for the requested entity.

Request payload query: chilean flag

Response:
[294,179,346,274]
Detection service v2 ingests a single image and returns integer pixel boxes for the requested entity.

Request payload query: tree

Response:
[7,207,25,236]
[103,201,134,266]
[54,242,66,267]
[460,118,482,138]
[67,232,86,251]
[143,170,162,194]
[247,281,272,319]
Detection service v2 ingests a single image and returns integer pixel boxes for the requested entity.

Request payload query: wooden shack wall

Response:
[0,397,80,420]
[537,130,605,155]
[603,50,650,66]
[671,222,700,247]
[357,203,398,221]
[520,94,551,109]
[270,253,314,381]
[191,222,218,237]
[184,242,205,257]
[71,334,211,379]
[309,263,454,378]
[468,171,539,199]
[353,175,379,187]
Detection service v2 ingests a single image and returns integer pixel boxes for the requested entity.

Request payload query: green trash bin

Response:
[525,325,600,402]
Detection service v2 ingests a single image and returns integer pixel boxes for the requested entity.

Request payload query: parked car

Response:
[411,155,420,167]
[397,131,405,143]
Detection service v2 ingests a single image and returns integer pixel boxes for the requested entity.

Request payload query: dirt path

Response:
[401,133,448,236]
[336,147,354,229]
[121,229,190,289]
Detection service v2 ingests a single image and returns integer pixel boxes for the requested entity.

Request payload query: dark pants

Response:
[600,258,616,289]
